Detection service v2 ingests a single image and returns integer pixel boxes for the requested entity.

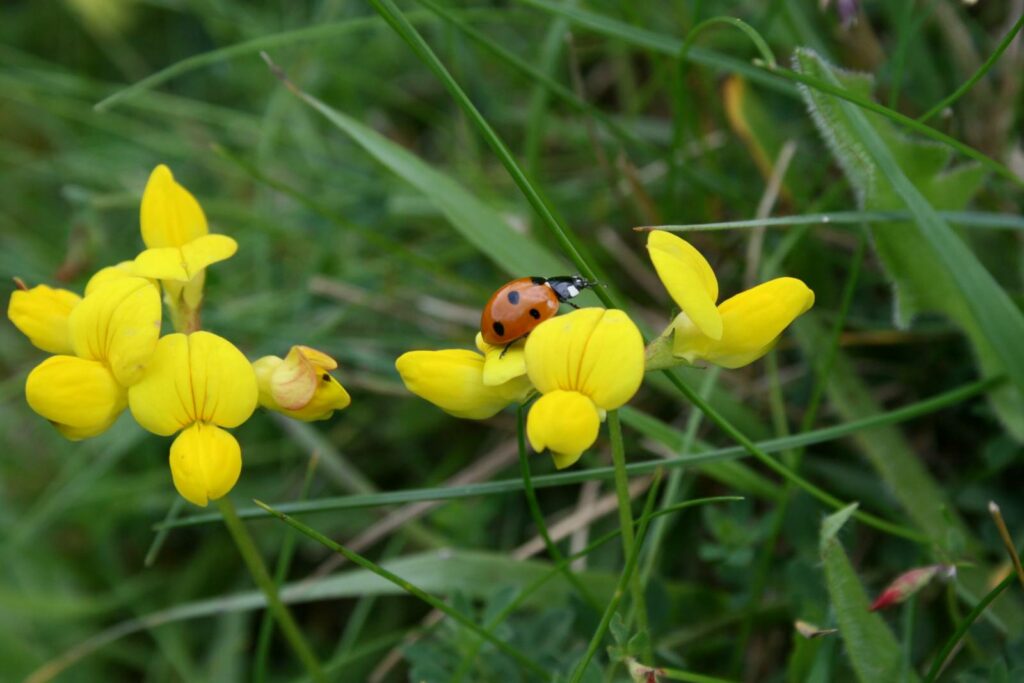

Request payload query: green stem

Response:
[253,457,320,683]
[662,668,738,683]
[253,500,552,681]
[365,0,626,309]
[918,11,1024,123]
[607,411,651,660]
[924,573,1015,682]
[661,371,928,543]
[144,497,184,567]
[732,231,868,672]
[162,374,1002,531]
[516,404,602,612]
[569,468,661,683]
[216,497,325,683]
[454,496,741,682]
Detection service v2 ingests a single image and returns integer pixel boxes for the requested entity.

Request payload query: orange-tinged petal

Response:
[169,423,242,507]
[69,277,162,386]
[25,355,126,440]
[140,165,208,248]
[8,284,81,354]
[269,346,320,410]
[254,354,353,421]
[647,230,722,340]
[526,390,600,469]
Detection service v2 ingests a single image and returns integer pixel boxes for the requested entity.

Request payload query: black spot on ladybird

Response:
[492,321,505,337]
[529,308,541,319]
[507,290,520,305]
[530,276,546,285]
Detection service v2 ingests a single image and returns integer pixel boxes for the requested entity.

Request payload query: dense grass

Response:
[2,1,1023,681]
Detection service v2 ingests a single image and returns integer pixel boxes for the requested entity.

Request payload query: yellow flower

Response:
[673,277,815,368]
[140,164,208,249]
[132,165,237,331]
[26,356,126,440]
[18,276,161,440]
[396,348,532,420]
[8,283,81,354]
[128,331,258,506]
[474,333,527,386]
[84,261,137,295]
[524,308,644,469]
[253,345,352,421]
[69,277,164,387]
[646,230,814,369]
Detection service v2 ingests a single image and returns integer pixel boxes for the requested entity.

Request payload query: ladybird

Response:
[480,275,594,345]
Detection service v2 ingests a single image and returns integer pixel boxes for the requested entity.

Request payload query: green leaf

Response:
[283,76,567,278]
[794,48,1024,440]
[819,507,918,683]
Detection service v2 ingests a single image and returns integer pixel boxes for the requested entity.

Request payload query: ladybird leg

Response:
[566,301,580,310]
[499,343,512,359]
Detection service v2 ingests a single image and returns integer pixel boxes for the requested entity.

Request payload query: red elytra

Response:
[480,276,592,345]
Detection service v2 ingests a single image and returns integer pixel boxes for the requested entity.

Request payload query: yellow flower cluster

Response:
[8,165,352,506]
[396,229,813,469]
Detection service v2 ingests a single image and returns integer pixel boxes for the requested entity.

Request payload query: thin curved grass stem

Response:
[217,497,325,683]
[516,404,604,613]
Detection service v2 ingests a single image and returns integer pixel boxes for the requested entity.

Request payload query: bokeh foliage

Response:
[2,1,1024,681]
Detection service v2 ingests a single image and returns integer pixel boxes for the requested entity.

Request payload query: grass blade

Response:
[159,375,1001,529]
[254,500,553,681]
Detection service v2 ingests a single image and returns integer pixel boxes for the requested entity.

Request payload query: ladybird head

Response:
[548,275,594,302]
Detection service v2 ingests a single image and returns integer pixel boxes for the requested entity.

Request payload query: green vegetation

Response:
[2,1,1023,681]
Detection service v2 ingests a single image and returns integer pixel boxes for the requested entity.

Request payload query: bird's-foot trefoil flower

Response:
[253,345,352,421]
[128,331,258,506]
[396,338,533,420]
[525,307,644,469]
[12,276,162,440]
[645,230,814,370]
[132,165,237,333]
[8,279,81,354]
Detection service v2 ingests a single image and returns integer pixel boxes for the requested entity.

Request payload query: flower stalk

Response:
[217,496,325,683]
[608,410,651,661]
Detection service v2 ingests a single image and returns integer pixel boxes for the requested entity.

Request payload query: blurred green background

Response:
[2,0,1023,681]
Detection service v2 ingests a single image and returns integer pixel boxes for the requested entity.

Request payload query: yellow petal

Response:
[525,308,644,410]
[129,331,258,435]
[181,234,237,276]
[647,230,722,340]
[269,346,321,410]
[524,307,603,394]
[133,235,237,283]
[396,349,517,420]
[169,423,242,507]
[8,284,81,354]
[475,332,528,386]
[526,390,600,469]
[576,309,645,409]
[84,261,137,295]
[25,356,126,440]
[254,348,353,421]
[673,277,815,368]
[140,164,208,249]
[69,277,162,386]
